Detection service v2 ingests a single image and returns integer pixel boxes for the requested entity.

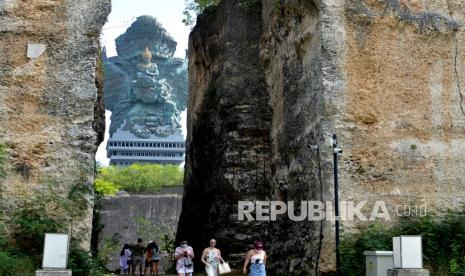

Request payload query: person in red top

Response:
[143,241,153,276]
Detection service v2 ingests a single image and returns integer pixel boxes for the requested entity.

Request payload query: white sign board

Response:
[393,235,422,269]
[27,43,46,59]
[42,233,69,269]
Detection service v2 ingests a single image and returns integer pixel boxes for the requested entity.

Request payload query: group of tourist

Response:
[119,238,267,276]
[119,238,161,276]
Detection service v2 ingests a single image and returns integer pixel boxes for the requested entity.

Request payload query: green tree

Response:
[183,0,219,25]
[95,164,184,195]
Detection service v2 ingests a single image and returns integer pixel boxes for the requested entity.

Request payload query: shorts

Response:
[133,256,144,267]
[151,259,160,263]
[145,260,152,268]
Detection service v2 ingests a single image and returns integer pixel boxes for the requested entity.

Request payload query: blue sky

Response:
[96,0,190,166]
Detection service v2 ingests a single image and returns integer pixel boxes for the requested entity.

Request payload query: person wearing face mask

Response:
[174,240,195,276]
[243,240,267,276]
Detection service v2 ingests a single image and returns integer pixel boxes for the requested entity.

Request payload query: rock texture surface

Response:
[178,0,465,274]
[341,0,465,221]
[176,0,272,267]
[0,0,110,248]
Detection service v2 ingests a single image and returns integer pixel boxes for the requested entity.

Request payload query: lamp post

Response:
[332,134,342,276]
[310,134,343,275]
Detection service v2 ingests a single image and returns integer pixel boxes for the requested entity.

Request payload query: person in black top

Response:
[131,238,145,275]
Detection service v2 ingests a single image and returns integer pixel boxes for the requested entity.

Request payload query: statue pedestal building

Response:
[36,269,72,276]
[388,269,430,276]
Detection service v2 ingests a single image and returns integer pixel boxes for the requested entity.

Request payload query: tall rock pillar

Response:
[176,0,272,263]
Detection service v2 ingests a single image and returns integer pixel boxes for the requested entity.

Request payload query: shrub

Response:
[183,0,260,25]
[94,178,119,196]
[95,163,184,195]
[68,245,109,276]
[0,251,35,276]
[340,223,394,275]
[0,178,111,275]
[0,200,110,276]
[341,206,465,276]
[11,201,65,264]
[183,0,220,26]
[0,199,64,275]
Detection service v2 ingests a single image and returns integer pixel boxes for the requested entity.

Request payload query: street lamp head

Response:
[308,144,319,150]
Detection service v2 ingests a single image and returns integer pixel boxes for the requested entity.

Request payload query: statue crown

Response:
[142,47,152,60]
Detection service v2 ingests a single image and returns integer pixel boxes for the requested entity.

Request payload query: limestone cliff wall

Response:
[0,0,110,248]
[176,0,272,266]
[341,0,465,220]
[260,0,344,273]
[180,0,465,274]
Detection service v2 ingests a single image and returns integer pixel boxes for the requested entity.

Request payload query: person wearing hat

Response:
[243,240,267,276]
[175,240,195,276]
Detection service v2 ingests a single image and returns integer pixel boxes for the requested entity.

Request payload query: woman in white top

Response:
[243,241,266,276]
[201,239,225,276]
[119,244,132,275]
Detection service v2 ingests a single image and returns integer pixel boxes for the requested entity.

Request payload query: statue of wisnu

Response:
[132,47,166,104]
[103,15,188,138]
[137,47,159,78]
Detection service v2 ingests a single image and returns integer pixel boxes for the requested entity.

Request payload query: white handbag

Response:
[218,262,231,274]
